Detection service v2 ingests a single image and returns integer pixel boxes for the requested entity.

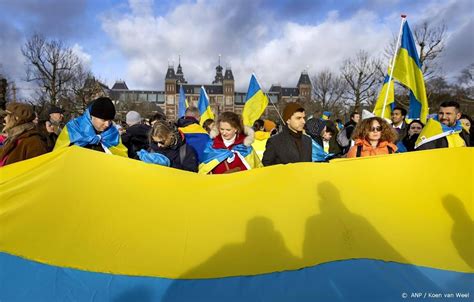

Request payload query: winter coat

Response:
[251,131,271,160]
[122,123,151,159]
[210,133,251,174]
[346,139,398,158]
[0,125,48,167]
[149,132,198,172]
[262,126,312,166]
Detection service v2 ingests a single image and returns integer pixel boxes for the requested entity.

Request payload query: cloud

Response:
[71,43,92,68]
[0,21,25,80]
[101,0,393,91]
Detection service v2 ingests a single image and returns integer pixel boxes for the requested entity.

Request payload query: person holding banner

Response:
[346,117,398,158]
[0,102,48,167]
[199,112,261,174]
[415,101,470,150]
[262,102,312,166]
[54,97,128,157]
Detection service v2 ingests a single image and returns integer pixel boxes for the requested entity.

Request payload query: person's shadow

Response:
[442,194,474,292]
[442,194,474,269]
[162,216,301,301]
[302,182,440,300]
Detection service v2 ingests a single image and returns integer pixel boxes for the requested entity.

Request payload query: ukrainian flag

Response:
[321,111,331,120]
[242,74,269,127]
[1,147,473,301]
[392,21,428,122]
[373,74,395,119]
[198,86,214,125]
[177,85,188,119]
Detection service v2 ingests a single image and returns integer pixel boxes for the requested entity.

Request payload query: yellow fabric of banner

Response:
[1,146,472,279]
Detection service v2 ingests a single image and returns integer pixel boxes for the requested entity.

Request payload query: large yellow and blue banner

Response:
[242,74,269,127]
[1,146,473,301]
[392,20,429,122]
[198,86,215,125]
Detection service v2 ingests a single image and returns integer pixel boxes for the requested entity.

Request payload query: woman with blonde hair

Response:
[346,117,397,158]
[138,121,198,172]
[199,112,261,174]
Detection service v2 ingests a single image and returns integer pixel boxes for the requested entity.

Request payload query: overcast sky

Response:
[0,0,473,98]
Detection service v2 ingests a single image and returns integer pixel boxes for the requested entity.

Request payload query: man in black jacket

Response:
[262,102,312,166]
[122,111,151,159]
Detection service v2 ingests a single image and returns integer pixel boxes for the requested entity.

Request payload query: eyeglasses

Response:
[370,126,382,132]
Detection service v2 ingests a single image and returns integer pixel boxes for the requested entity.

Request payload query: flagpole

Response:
[265,92,285,124]
[381,14,406,118]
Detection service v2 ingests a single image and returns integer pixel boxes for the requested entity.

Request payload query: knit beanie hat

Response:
[89,97,116,120]
[6,102,35,126]
[283,102,304,123]
[48,105,64,115]
[126,111,141,126]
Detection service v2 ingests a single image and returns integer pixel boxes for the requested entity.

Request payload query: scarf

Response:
[66,109,120,148]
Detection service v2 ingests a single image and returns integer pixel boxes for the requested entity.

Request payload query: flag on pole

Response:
[242,74,269,127]
[178,85,188,119]
[197,86,214,125]
[373,75,395,119]
[392,21,428,122]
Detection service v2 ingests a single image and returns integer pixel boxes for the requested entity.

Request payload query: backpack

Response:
[336,125,353,147]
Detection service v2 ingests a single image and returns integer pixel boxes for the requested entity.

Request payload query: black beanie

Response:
[89,97,116,120]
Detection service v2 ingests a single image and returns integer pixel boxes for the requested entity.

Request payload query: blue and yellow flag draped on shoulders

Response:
[198,86,215,125]
[54,109,128,157]
[242,74,269,127]
[198,140,262,174]
[0,146,473,301]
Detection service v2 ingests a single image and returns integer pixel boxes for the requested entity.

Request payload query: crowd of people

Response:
[0,97,472,171]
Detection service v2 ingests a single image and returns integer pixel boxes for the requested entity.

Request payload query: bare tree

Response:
[22,34,82,105]
[457,63,474,86]
[340,50,383,112]
[311,69,346,112]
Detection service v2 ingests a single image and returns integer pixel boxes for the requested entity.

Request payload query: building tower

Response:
[297,70,312,102]
[212,55,224,84]
[223,66,235,111]
[164,64,177,119]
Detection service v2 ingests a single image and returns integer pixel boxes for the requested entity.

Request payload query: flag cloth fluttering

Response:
[242,74,269,127]
[197,86,214,125]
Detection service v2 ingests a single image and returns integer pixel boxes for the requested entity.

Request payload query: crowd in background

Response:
[1,97,472,172]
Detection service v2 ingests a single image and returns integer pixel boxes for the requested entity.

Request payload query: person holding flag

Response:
[198,112,261,174]
[54,97,127,157]
[415,101,470,150]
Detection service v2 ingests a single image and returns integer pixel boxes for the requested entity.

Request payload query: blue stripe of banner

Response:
[401,21,422,69]
[1,252,472,302]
